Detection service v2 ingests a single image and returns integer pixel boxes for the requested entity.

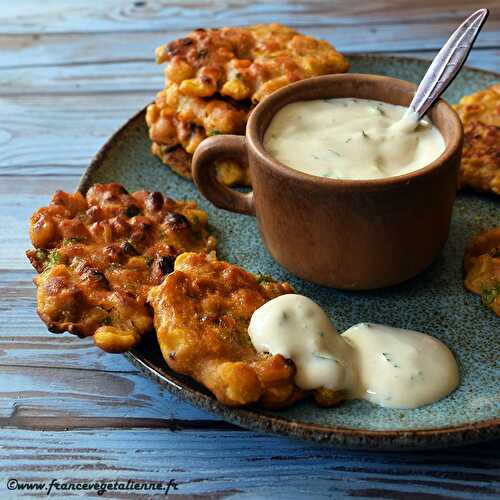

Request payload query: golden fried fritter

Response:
[146,83,251,185]
[151,144,193,180]
[148,252,345,408]
[27,183,216,352]
[151,143,250,186]
[454,84,500,126]
[454,84,500,194]
[166,83,249,138]
[156,23,349,103]
[146,85,249,153]
[459,121,500,194]
[148,23,348,185]
[464,227,500,316]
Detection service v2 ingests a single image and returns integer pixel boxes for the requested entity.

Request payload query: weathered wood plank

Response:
[0,265,223,425]
[0,362,221,422]
[0,269,135,370]
[0,265,224,425]
[1,0,499,34]
[1,47,497,99]
[0,429,498,499]
[0,269,220,423]
[0,24,498,73]
[0,41,497,98]
[0,94,150,175]
[0,268,219,424]
[0,60,161,96]
[0,177,79,269]
[8,37,500,75]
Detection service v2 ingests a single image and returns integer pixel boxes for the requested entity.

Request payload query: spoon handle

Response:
[408,8,489,120]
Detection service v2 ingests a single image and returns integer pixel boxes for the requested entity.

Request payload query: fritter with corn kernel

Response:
[148,82,250,148]
[148,252,345,409]
[454,84,500,127]
[146,82,250,185]
[454,84,500,194]
[26,183,216,352]
[464,227,500,317]
[148,23,348,185]
[156,23,349,103]
[151,143,251,186]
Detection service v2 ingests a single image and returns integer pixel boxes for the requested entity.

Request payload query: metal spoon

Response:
[403,8,489,125]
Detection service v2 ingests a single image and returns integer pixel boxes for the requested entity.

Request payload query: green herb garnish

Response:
[35,249,48,263]
[328,149,341,157]
[101,316,113,326]
[63,237,84,245]
[381,352,399,368]
[46,251,61,268]
[313,352,337,362]
[122,241,139,256]
[208,129,222,136]
[375,156,385,169]
[481,283,500,305]
[124,205,141,218]
[255,274,276,285]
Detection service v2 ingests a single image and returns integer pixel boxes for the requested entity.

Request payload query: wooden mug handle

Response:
[192,135,255,216]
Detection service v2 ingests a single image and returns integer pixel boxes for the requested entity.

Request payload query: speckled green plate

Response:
[79,55,499,450]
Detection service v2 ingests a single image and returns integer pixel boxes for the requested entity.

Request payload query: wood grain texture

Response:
[0,177,81,269]
[0,48,497,98]
[0,94,150,175]
[1,34,497,73]
[1,0,499,34]
[0,429,498,499]
[0,1,499,497]
[0,26,498,70]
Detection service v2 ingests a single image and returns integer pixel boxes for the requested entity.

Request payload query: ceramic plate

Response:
[79,55,499,450]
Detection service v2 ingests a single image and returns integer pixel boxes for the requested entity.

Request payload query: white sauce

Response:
[263,98,445,180]
[248,294,356,391]
[248,294,459,409]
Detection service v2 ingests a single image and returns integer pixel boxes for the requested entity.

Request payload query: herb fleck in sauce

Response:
[264,97,445,180]
[248,295,459,409]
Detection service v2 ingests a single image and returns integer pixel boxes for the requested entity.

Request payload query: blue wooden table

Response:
[0,1,499,498]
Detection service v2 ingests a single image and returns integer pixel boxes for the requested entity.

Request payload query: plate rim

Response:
[124,349,500,450]
[79,54,500,450]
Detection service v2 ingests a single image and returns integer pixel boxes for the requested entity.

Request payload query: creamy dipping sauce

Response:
[248,294,459,409]
[263,98,446,180]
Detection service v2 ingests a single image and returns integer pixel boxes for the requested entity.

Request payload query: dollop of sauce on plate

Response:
[248,294,459,409]
[263,98,445,180]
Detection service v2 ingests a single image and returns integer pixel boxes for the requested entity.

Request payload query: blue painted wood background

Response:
[0,1,498,498]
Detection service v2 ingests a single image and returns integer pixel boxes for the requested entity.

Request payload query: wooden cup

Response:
[192,74,463,290]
